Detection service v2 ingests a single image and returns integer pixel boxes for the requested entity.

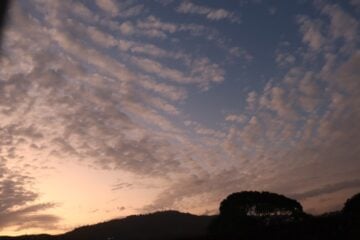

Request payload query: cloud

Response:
[276,52,296,67]
[350,0,360,8]
[225,114,246,124]
[184,121,225,139]
[155,0,175,6]
[87,26,117,47]
[131,56,188,83]
[146,96,180,116]
[259,86,298,119]
[95,0,119,16]
[70,2,99,22]
[119,21,135,35]
[0,164,59,231]
[228,47,254,61]
[140,1,360,215]
[176,1,240,23]
[131,56,224,89]
[321,3,359,44]
[119,15,178,38]
[290,179,360,200]
[297,2,359,55]
[297,15,325,51]
[1,0,217,187]
[189,57,225,88]
[1,0,360,231]
[246,91,257,110]
[0,204,60,231]
[110,13,230,51]
[137,15,177,33]
[85,23,192,65]
[296,72,320,112]
[141,169,245,212]
[1,2,189,180]
[119,4,144,18]
[137,78,187,101]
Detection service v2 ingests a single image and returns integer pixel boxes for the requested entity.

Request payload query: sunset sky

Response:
[0,0,360,236]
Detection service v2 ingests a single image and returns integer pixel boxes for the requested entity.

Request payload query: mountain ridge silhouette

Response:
[1,191,359,240]
[0,211,214,240]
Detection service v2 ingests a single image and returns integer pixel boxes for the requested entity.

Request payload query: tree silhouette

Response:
[342,192,360,238]
[343,192,360,216]
[209,191,304,239]
[219,191,303,217]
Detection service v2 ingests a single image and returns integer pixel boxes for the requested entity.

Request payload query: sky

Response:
[0,0,359,236]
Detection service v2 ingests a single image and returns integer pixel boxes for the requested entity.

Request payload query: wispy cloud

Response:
[0,164,59,231]
[176,1,240,23]
[290,179,360,200]
[95,0,119,16]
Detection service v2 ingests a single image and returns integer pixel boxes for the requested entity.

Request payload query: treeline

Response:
[1,191,359,240]
[207,191,360,240]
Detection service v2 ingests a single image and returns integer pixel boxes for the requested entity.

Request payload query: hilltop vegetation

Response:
[1,191,359,240]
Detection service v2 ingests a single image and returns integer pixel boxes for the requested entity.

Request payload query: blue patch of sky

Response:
[330,0,360,18]
[177,1,319,129]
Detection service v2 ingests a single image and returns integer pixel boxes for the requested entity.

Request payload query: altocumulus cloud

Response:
[0,0,359,233]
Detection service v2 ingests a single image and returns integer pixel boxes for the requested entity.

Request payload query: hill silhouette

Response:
[1,191,359,240]
[60,210,213,240]
[0,211,214,240]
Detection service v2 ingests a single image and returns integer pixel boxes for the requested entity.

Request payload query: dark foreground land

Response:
[1,191,360,240]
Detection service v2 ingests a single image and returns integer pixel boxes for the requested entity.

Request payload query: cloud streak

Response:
[290,179,360,201]
[0,164,59,231]
[177,1,240,23]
